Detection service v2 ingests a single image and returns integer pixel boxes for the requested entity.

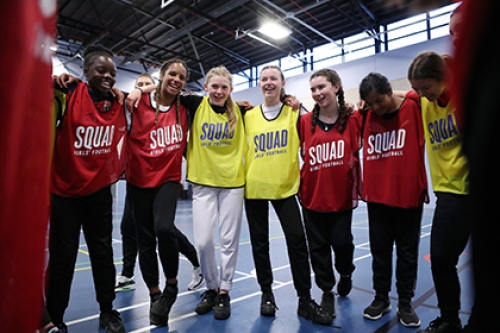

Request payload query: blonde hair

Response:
[205,65,237,132]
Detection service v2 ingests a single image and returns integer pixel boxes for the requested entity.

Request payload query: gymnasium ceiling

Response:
[55,0,452,90]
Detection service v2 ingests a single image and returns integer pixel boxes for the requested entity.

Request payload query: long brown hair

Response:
[309,68,349,133]
[154,58,189,128]
[260,65,288,103]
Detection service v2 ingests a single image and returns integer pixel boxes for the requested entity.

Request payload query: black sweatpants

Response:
[302,208,355,292]
[245,195,311,298]
[367,202,423,302]
[46,186,116,325]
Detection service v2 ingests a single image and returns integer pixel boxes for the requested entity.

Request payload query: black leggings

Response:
[430,192,470,324]
[120,189,199,278]
[127,181,180,289]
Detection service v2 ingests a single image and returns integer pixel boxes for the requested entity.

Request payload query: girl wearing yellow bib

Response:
[244,65,332,326]
[408,51,470,333]
[186,66,246,321]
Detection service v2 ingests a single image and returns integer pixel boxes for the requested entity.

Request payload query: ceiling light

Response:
[258,22,291,40]
[161,0,175,9]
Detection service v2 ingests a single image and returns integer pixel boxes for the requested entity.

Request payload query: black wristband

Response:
[135,87,144,93]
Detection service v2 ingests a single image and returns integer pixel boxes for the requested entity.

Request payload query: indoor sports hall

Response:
[50,1,474,332]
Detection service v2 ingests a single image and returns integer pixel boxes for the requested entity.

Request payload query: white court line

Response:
[66,223,435,331]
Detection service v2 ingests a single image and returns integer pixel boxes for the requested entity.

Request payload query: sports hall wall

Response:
[53,36,451,99]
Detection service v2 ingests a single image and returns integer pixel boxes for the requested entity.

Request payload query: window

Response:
[387,14,428,50]
[344,32,375,62]
[233,69,252,92]
[228,4,455,91]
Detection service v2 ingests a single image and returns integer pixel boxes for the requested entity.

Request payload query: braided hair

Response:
[309,68,348,133]
[205,65,237,132]
[154,58,189,131]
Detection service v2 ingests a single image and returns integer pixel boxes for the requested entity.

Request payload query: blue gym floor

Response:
[57,180,473,333]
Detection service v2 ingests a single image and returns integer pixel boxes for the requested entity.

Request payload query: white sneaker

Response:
[187,266,204,290]
[115,275,135,292]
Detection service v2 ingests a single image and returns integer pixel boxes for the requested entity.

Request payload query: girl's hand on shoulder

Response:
[53,73,80,88]
[126,87,143,110]
[356,100,369,115]
[345,102,355,114]
[283,95,300,111]
[236,100,254,110]
[111,87,125,105]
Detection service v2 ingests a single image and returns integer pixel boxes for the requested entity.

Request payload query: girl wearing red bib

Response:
[125,59,190,327]
[298,68,360,319]
[357,72,428,327]
[47,45,127,333]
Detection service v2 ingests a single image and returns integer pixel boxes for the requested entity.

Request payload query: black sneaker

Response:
[46,323,68,333]
[99,310,126,333]
[397,301,420,327]
[363,294,391,320]
[214,293,231,320]
[261,292,278,316]
[56,323,68,333]
[418,317,462,333]
[320,292,336,318]
[195,289,218,314]
[337,274,352,297]
[297,299,333,326]
[150,285,178,326]
[149,291,162,309]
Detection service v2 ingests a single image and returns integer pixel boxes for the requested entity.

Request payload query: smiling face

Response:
[259,67,285,105]
[310,75,339,110]
[159,62,187,97]
[363,89,394,116]
[410,77,446,102]
[205,75,232,107]
[84,55,117,95]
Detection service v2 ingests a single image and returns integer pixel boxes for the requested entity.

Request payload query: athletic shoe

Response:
[195,289,218,314]
[214,293,231,320]
[150,291,162,309]
[418,317,462,333]
[187,266,204,290]
[150,285,178,326]
[260,292,277,316]
[397,301,420,327]
[99,310,126,333]
[56,323,68,333]
[320,292,336,317]
[297,299,333,326]
[115,275,135,292]
[337,274,352,297]
[45,323,67,333]
[363,294,392,320]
